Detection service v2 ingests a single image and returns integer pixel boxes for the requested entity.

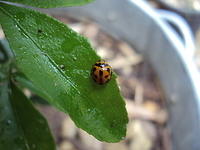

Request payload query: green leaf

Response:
[0,79,55,149]
[0,0,93,8]
[13,72,49,100]
[0,3,128,142]
[0,39,13,63]
[0,39,13,58]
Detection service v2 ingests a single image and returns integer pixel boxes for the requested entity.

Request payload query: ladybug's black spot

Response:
[94,75,98,79]
[99,70,103,76]
[107,68,110,73]
[105,75,109,78]
[38,29,43,33]
[99,78,103,84]
[95,63,102,67]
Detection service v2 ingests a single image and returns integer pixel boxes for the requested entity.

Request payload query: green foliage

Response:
[0,0,128,146]
[0,68,55,149]
[1,0,93,8]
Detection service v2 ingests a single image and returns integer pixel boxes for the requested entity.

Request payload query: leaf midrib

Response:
[0,5,79,93]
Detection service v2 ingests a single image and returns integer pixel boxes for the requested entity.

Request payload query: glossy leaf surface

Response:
[1,0,93,8]
[0,3,128,142]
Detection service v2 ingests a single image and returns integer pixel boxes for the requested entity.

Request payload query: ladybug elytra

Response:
[91,60,112,84]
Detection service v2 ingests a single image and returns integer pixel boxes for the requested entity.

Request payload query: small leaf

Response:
[0,3,128,142]
[0,0,93,8]
[0,76,55,149]
[14,72,48,100]
[0,39,13,63]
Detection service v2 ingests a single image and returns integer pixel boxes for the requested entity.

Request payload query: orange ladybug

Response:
[91,60,112,84]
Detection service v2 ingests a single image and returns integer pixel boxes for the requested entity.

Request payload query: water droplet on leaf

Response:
[6,120,12,125]
[60,65,65,69]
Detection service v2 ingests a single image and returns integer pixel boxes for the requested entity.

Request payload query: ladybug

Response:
[91,60,112,84]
